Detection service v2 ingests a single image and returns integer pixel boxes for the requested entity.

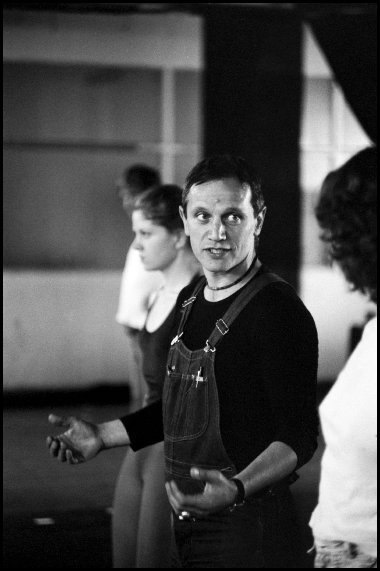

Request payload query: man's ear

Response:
[179,206,190,236]
[255,206,267,236]
[174,229,188,250]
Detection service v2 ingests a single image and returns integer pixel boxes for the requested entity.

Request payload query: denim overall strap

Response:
[205,272,286,352]
[170,276,206,347]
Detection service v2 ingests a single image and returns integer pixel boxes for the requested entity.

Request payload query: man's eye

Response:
[226,214,241,224]
[196,212,209,222]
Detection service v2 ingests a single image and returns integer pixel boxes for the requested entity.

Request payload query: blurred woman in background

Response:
[115,164,163,405]
[112,184,200,568]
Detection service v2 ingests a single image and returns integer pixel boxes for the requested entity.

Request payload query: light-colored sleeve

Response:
[115,247,164,330]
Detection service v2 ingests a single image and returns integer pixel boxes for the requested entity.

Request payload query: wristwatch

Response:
[229,477,246,511]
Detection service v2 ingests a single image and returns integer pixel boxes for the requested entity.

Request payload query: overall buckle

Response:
[181,296,196,308]
[170,332,183,346]
[204,340,216,353]
[215,319,229,335]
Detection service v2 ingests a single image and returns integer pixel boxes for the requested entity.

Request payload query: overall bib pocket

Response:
[163,371,209,441]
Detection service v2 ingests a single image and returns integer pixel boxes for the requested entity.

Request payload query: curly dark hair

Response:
[315,147,377,302]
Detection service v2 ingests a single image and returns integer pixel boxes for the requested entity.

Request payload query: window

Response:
[300,26,371,266]
[3,62,202,268]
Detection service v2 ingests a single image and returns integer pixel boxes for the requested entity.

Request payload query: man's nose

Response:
[208,218,226,241]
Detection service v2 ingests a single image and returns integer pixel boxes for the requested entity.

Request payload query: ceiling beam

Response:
[3,2,376,16]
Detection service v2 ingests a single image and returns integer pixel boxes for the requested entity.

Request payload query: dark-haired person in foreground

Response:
[309,147,377,569]
[47,155,319,568]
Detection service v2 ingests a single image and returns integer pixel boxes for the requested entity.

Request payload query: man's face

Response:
[180,177,265,275]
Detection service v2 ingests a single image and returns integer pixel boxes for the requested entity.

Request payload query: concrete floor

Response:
[3,388,328,568]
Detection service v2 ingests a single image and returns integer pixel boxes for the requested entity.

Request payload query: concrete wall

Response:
[3,11,203,70]
[3,270,130,392]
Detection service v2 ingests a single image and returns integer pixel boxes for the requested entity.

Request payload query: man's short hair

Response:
[183,155,265,216]
[124,165,161,196]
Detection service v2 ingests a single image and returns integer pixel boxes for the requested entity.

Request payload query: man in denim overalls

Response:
[48,156,319,568]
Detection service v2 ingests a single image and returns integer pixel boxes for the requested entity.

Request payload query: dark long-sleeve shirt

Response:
[122,270,319,471]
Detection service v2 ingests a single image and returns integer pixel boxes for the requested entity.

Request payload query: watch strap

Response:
[230,477,246,508]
